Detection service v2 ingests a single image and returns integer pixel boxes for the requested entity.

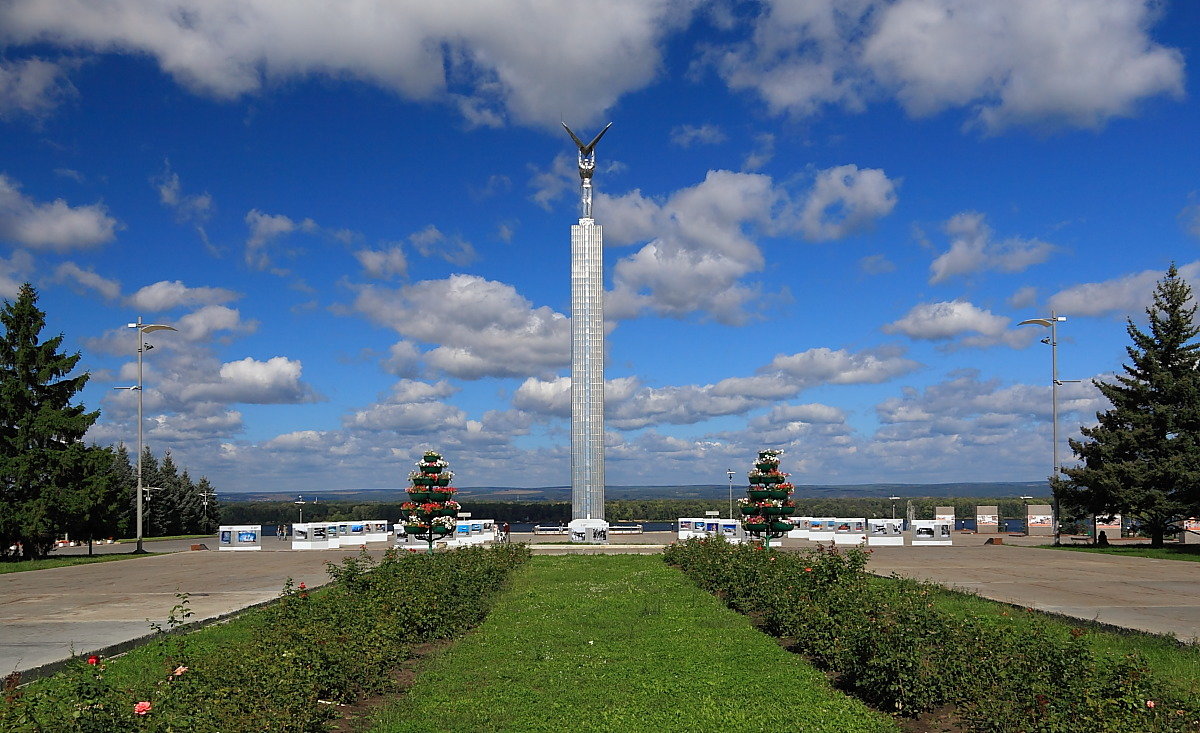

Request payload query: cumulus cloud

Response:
[179,356,321,405]
[884,300,1032,348]
[1048,261,1200,317]
[929,212,1056,283]
[126,280,239,311]
[355,245,408,280]
[710,0,1182,132]
[765,346,921,386]
[797,164,898,241]
[670,123,726,147]
[175,305,258,341]
[513,346,917,430]
[603,170,779,324]
[0,0,689,127]
[0,173,119,250]
[859,253,895,275]
[0,250,34,299]
[0,57,75,119]
[54,261,121,300]
[353,274,570,380]
[244,209,317,271]
[408,225,476,266]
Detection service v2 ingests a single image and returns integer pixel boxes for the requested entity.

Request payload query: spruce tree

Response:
[1055,264,1200,546]
[0,283,100,558]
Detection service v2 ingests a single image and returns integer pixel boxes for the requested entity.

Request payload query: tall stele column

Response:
[563,122,611,528]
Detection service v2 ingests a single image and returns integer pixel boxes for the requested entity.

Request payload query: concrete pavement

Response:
[3,532,1197,682]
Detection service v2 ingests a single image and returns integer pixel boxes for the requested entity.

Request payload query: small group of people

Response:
[276,524,288,540]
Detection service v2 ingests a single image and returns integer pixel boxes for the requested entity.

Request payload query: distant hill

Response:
[225,481,1048,503]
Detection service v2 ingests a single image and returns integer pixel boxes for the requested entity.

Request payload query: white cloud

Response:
[797,164,898,241]
[1048,261,1200,317]
[929,212,1055,283]
[859,253,895,275]
[742,133,775,171]
[180,356,321,404]
[0,250,34,299]
[765,346,921,386]
[864,0,1184,131]
[408,225,476,266]
[126,280,239,311]
[0,173,118,250]
[709,0,1182,132]
[1008,286,1038,309]
[353,275,570,380]
[54,262,121,300]
[604,169,778,324]
[244,209,317,271]
[884,300,1032,348]
[355,245,408,280]
[0,57,74,119]
[175,305,258,341]
[670,123,726,147]
[0,0,690,127]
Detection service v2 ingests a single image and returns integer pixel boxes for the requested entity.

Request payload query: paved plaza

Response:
[3,533,1197,681]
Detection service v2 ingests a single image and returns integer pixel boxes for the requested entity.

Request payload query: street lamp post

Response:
[1018,312,1079,546]
[199,489,217,534]
[889,495,900,520]
[727,469,735,519]
[295,495,306,524]
[121,318,176,553]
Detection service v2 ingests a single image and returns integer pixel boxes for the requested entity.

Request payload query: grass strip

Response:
[369,555,897,733]
[1047,544,1200,563]
[0,553,161,574]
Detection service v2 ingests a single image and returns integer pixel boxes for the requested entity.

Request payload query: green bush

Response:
[664,537,1200,731]
[0,544,531,731]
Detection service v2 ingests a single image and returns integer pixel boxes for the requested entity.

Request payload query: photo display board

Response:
[911,520,952,546]
[867,518,904,546]
[218,525,262,551]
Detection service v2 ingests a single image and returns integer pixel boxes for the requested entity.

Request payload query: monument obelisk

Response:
[563,121,611,542]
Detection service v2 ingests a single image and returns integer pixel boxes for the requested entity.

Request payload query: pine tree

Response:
[1055,264,1200,546]
[137,445,161,538]
[0,284,100,558]
[59,445,126,554]
[109,443,136,538]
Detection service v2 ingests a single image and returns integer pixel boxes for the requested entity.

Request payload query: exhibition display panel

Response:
[867,518,904,546]
[911,520,952,546]
[219,525,262,551]
[832,518,866,545]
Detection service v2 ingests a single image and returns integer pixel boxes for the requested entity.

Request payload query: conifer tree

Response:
[1055,265,1200,546]
[0,284,100,558]
[195,476,219,534]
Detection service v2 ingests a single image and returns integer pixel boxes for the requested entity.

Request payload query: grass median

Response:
[369,554,897,733]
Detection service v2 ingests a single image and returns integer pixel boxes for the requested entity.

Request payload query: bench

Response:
[190,543,209,551]
[984,537,1004,545]
[1068,536,1092,545]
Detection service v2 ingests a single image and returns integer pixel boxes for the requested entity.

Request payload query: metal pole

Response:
[727,469,734,519]
[135,317,145,554]
[1051,311,1060,545]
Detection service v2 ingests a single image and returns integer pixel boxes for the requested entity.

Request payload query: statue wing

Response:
[562,121,613,155]
[562,122,587,152]
[582,122,612,155]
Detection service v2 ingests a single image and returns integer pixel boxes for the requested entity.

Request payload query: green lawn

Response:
[0,552,160,574]
[1049,543,1200,563]
[369,555,897,733]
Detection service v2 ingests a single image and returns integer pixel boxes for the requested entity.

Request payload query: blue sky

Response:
[1,1,1198,493]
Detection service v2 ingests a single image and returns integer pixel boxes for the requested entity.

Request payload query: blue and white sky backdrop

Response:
[2,1,1198,492]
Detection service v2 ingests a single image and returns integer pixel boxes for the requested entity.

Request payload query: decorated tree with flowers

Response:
[402,450,460,553]
[738,448,795,547]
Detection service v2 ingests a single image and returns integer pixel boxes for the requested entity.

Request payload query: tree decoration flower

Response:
[404,450,463,553]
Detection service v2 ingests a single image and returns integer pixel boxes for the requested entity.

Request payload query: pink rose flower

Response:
[134,701,152,715]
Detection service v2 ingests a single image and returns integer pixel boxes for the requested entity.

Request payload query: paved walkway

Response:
[3,533,1197,681]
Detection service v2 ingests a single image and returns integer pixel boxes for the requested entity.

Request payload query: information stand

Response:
[364,520,389,543]
[218,525,262,551]
[808,517,835,543]
[976,506,999,534]
[867,518,904,546]
[833,518,866,545]
[291,522,324,550]
[911,520,952,546]
[787,517,811,539]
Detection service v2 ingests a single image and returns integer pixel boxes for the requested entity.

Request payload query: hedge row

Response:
[663,538,1200,732]
[1,544,531,732]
